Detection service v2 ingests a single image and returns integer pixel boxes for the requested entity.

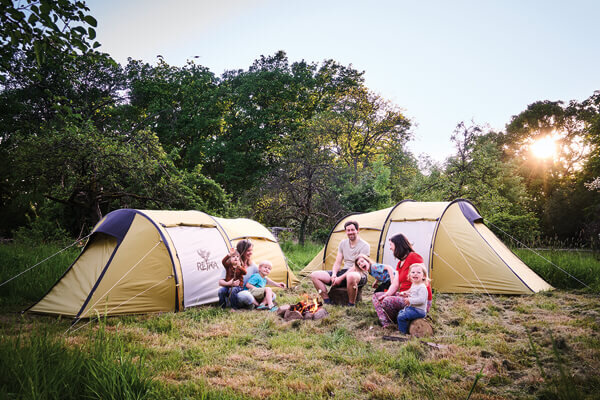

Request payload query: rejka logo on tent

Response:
[196,249,219,271]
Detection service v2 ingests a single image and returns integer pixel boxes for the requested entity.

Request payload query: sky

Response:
[86,0,600,162]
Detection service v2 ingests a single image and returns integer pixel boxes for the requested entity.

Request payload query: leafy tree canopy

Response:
[0,0,100,79]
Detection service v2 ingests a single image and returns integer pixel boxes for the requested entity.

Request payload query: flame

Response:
[290,294,322,314]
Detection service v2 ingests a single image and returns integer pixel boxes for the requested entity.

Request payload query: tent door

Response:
[383,221,437,269]
[166,226,229,308]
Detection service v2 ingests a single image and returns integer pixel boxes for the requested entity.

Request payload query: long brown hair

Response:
[236,239,253,266]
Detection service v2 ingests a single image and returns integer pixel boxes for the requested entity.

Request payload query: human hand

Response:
[330,276,338,287]
[232,279,240,287]
[372,281,378,289]
[278,282,286,288]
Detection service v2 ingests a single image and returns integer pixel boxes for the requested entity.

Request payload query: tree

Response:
[504,94,600,243]
[4,121,227,235]
[444,122,539,242]
[124,58,223,171]
[207,51,363,194]
[0,49,123,139]
[319,87,412,182]
[0,0,100,79]
[252,121,337,244]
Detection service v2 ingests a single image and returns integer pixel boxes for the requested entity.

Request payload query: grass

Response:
[280,240,323,272]
[513,248,600,292]
[0,241,80,309]
[1,240,599,399]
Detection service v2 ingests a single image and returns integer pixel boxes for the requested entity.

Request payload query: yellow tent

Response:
[302,200,551,294]
[29,209,298,318]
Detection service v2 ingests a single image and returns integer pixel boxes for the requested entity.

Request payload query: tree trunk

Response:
[299,216,308,245]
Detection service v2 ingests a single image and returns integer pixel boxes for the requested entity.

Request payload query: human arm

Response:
[330,249,344,286]
[406,285,428,307]
[266,277,286,288]
[378,272,400,301]
[245,273,262,290]
[218,264,237,287]
[332,267,351,287]
[219,278,239,287]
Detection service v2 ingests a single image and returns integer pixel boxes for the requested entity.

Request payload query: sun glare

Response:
[530,136,557,160]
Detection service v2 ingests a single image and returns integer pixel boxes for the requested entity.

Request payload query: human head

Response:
[236,239,254,265]
[229,250,241,266]
[354,254,372,273]
[258,260,272,277]
[344,220,359,241]
[389,233,414,261]
[408,263,429,284]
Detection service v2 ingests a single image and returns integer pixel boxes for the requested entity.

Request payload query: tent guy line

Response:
[486,221,590,289]
[65,275,174,336]
[431,249,495,305]
[72,239,163,325]
[0,233,92,289]
[439,222,497,305]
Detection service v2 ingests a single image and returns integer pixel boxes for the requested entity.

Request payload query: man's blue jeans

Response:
[396,306,426,333]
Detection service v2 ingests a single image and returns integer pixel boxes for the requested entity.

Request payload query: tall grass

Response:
[513,248,600,292]
[280,240,322,271]
[0,326,155,399]
[0,242,81,309]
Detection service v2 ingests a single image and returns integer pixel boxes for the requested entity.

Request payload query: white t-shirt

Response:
[338,238,370,269]
[407,283,428,313]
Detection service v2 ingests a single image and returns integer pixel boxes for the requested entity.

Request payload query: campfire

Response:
[277,294,329,321]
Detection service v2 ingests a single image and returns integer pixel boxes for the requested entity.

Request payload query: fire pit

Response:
[277,295,329,321]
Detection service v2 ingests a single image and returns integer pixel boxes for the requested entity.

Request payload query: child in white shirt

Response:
[396,263,429,333]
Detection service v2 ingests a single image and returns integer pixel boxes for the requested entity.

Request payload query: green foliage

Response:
[310,228,330,244]
[504,95,600,244]
[338,159,393,213]
[0,328,155,399]
[125,58,223,171]
[0,0,100,79]
[3,121,227,236]
[486,211,539,245]
[1,4,598,249]
[279,240,322,271]
[12,202,72,245]
[0,241,80,309]
[210,51,364,194]
[513,249,600,292]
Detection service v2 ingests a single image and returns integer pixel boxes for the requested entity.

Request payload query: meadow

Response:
[0,241,599,399]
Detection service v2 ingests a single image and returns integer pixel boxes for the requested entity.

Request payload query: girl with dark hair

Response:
[372,233,432,328]
[218,239,257,309]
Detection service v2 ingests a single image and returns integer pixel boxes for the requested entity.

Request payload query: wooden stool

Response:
[327,286,363,305]
[408,318,434,338]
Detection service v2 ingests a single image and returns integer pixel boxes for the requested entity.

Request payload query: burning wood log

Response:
[280,294,328,321]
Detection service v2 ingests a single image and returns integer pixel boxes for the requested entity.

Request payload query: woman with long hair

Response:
[218,239,257,309]
[372,233,432,328]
